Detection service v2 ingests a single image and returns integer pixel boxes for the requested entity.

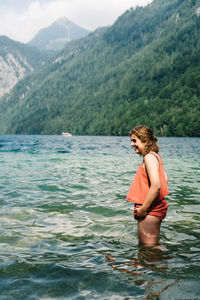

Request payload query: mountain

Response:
[0,0,199,136]
[27,17,90,52]
[0,36,48,98]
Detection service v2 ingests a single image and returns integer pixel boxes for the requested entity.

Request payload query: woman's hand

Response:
[135,206,147,219]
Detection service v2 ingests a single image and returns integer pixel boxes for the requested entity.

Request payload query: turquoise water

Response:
[0,135,200,299]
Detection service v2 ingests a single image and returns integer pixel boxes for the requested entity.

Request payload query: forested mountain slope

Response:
[0,36,48,98]
[0,0,199,136]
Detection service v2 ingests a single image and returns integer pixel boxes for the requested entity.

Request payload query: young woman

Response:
[126,125,169,246]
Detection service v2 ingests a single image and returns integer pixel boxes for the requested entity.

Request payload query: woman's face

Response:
[130,134,146,155]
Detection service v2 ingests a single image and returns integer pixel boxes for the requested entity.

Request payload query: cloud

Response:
[0,0,152,43]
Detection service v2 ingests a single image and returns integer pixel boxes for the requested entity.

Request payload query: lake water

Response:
[0,135,199,299]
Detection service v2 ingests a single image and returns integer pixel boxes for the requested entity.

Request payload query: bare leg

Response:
[138,215,161,246]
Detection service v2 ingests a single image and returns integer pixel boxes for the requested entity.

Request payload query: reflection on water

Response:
[106,246,178,299]
[0,135,199,299]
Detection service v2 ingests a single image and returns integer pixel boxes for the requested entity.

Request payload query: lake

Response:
[0,135,199,299]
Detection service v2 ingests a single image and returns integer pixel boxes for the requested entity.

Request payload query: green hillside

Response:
[0,35,48,69]
[0,0,200,136]
[0,35,49,98]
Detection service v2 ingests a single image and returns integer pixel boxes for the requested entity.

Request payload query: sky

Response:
[0,0,152,43]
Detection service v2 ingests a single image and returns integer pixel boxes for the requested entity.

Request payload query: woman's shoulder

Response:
[144,152,162,164]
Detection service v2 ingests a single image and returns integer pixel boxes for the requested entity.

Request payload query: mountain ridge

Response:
[27,17,90,52]
[0,0,199,136]
[0,35,48,98]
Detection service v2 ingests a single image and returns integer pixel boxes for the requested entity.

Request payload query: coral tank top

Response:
[126,154,169,205]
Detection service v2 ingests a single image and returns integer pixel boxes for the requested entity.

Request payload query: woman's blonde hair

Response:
[129,125,159,155]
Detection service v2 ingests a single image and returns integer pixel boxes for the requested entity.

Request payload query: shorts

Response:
[134,199,168,221]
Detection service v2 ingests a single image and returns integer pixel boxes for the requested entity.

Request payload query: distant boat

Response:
[61,132,72,136]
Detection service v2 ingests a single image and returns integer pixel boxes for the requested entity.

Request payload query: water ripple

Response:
[0,135,199,299]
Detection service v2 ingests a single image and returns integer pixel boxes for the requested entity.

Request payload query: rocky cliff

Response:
[0,36,48,98]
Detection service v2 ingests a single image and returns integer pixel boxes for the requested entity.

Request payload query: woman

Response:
[126,125,169,246]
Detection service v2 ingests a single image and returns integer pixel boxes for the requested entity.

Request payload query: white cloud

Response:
[0,0,152,43]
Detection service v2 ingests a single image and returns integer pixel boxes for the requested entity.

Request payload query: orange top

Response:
[126,154,169,205]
